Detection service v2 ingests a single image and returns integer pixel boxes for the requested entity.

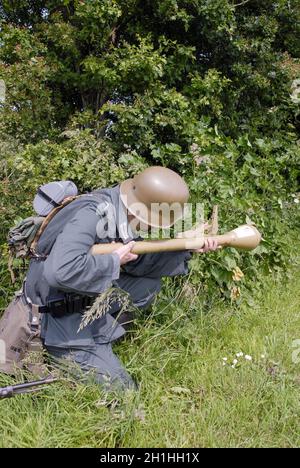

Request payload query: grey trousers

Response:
[46,274,162,390]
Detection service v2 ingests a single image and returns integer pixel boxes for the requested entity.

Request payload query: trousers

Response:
[45,274,162,390]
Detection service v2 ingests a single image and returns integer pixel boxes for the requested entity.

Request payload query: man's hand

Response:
[194,237,219,253]
[114,241,138,265]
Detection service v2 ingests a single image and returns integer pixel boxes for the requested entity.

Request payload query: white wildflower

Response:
[245,355,252,361]
[233,359,238,365]
[294,198,299,204]
[190,143,199,153]
[222,357,228,361]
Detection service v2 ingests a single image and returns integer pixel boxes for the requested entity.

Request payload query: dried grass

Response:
[79,287,133,331]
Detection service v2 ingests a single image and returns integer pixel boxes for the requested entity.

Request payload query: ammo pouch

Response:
[0,286,44,376]
[44,294,94,317]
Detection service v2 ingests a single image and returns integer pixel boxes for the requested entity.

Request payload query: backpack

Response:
[1,182,79,376]
[7,181,79,283]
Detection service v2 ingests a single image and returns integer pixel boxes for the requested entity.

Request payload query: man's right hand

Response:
[114,241,138,265]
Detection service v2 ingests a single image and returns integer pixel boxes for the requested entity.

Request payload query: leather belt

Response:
[40,295,94,316]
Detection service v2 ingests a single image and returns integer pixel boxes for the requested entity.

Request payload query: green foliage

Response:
[0,25,56,140]
[0,0,299,306]
[0,1,299,449]
[0,129,146,225]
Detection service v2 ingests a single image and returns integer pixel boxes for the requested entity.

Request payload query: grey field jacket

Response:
[25,186,191,349]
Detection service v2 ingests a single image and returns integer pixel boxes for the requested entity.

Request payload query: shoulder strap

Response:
[30,191,107,257]
[30,195,81,256]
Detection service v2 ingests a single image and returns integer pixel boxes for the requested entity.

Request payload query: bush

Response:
[0,1,299,310]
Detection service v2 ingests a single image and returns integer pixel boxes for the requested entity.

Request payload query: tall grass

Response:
[0,250,299,447]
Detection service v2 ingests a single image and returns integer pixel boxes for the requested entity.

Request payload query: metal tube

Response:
[0,377,58,399]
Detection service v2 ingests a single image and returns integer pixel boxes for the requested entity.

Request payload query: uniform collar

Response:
[97,185,135,242]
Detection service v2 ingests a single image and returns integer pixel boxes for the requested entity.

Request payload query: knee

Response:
[116,274,162,310]
[132,277,162,309]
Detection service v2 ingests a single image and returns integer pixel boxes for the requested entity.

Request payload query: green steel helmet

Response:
[120,166,190,228]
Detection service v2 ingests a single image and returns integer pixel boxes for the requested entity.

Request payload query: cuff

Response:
[110,253,121,280]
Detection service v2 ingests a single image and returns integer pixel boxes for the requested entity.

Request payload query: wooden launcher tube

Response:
[90,225,262,255]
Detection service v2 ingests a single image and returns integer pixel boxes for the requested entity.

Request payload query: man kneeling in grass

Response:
[26,167,217,389]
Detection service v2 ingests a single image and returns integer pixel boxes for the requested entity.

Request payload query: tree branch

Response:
[232,0,251,7]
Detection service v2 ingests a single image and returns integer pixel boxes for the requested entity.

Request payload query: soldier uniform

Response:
[25,186,191,389]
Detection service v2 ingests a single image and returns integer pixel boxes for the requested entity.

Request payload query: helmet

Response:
[120,166,189,228]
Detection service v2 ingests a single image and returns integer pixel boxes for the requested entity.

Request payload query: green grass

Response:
[0,259,300,447]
